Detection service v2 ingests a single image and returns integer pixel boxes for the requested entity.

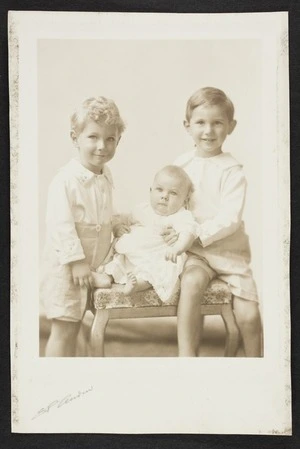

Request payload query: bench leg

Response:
[221,304,240,357]
[90,309,109,357]
[197,315,205,356]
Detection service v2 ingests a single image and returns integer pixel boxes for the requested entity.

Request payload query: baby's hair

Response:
[185,87,235,122]
[155,165,194,198]
[71,96,126,135]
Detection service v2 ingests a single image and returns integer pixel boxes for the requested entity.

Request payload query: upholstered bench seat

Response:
[94,279,232,309]
[89,279,240,357]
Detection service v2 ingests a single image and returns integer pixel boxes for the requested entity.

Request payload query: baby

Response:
[97,165,198,302]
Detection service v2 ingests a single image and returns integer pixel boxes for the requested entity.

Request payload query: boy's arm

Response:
[165,211,198,262]
[165,231,195,262]
[197,167,247,248]
[112,208,140,237]
[46,177,86,265]
[112,214,131,237]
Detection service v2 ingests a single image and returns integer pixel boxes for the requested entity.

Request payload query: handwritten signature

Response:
[32,385,93,420]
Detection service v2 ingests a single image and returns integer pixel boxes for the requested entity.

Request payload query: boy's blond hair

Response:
[185,87,235,122]
[71,96,125,135]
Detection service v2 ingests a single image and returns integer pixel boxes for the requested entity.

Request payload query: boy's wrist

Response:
[171,243,184,255]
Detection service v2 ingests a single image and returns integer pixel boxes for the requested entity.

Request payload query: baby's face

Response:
[185,104,236,158]
[150,172,188,216]
[72,120,120,174]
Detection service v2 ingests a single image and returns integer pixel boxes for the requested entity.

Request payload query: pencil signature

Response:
[32,385,93,420]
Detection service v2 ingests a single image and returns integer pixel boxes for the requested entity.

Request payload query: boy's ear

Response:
[70,130,77,144]
[228,120,237,135]
[183,120,190,132]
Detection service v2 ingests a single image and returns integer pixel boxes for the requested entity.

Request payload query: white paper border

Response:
[9,11,291,434]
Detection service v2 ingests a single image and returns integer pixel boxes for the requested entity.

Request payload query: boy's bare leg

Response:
[233,296,262,357]
[177,266,210,357]
[45,319,81,357]
[123,272,151,296]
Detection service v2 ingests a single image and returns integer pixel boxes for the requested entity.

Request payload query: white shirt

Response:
[45,158,114,265]
[174,150,247,247]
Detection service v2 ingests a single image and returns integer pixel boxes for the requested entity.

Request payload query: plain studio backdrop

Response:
[38,38,262,300]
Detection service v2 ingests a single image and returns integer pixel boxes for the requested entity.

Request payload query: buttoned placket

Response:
[94,174,108,233]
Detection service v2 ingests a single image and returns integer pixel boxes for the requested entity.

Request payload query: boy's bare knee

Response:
[233,298,261,329]
[51,319,80,342]
[181,266,210,293]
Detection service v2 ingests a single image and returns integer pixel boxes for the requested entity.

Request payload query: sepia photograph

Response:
[10,11,290,434]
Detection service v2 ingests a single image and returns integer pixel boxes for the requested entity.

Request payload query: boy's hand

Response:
[161,226,178,246]
[70,260,94,289]
[113,223,131,238]
[165,247,182,263]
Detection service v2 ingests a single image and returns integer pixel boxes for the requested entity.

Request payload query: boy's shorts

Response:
[183,251,259,303]
[183,252,216,282]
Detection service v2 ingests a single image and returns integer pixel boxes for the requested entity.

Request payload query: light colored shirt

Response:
[45,158,114,265]
[174,150,247,247]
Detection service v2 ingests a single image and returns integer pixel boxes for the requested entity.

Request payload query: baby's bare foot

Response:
[92,272,113,288]
[123,274,152,296]
[123,272,138,295]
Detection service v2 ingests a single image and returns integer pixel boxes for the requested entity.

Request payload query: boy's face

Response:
[184,104,236,157]
[71,120,120,174]
[150,172,188,216]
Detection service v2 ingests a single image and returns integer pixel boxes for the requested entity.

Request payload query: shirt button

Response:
[95,224,101,232]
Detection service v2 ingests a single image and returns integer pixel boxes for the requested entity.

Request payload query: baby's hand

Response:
[113,223,131,238]
[165,247,181,263]
[161,226,178,246]
[70,260,94,289]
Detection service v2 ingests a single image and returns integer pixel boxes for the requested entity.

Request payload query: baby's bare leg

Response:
[45,319,81,357]
[92,272,113,288]
[177,265,210,357]
[123,272,151,296]
[233,296,262,357]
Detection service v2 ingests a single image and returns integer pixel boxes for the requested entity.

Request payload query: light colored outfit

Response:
[105,202,197,302]
[174,150,258,302]
[40,158,114,321]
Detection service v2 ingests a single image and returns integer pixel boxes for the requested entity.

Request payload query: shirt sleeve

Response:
[46,176,86,265]
[171,209,198,237]
[110,173,122,228]
[197,166,247,247]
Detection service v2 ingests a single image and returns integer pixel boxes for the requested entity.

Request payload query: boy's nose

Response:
[161,192,168,200]
[203,123,212,134]
[97,138,105,150]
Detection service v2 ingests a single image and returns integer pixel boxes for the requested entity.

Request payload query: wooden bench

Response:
[88,279,240,357]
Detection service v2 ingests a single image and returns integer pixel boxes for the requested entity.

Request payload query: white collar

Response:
[193,150,242,170]
[69,158,114,187]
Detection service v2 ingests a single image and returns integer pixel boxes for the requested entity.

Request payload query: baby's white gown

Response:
[105,202,197,302]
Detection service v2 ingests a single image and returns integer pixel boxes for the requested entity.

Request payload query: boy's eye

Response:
[156,187,162,192]
[88,135,97,139]
[197,120,205,125]
[170,191,177,196]
[214,121,223,125]
[107,137,116,142]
